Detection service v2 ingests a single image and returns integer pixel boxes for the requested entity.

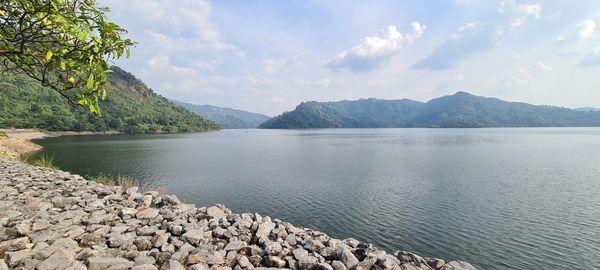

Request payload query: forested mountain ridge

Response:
[0,67,220,133]
[260,92,600,128]
[174,101,270,129]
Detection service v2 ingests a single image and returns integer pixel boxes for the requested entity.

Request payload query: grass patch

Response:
[30,153,58,169]
[0,131,7,138]
[87,173,156,192]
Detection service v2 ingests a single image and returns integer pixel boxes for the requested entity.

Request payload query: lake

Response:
[34,128,600,269]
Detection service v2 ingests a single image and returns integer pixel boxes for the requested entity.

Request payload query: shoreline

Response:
[0,129,124,161]
[0,159,477,270]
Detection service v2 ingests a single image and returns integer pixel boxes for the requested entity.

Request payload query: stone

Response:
[237,255,252,268]
[265,241,283,255]
[225,240,245,251]
[0,259,8,270]
[256,221,276,239]
[87,257,135,270]
[0,237,29,257]
[136,208,159,219]
[38,249,78,270]
[190,262,210,270]
[331,261,347,270]
[337,247,359,270]
[315,263,334,270]
[6,249,34,267]
[207,206,227,219]
[265,255,287,268]
[182,229,205,245]
[292,248,309,260]
[132,265,158,270]
[298,256,318,270]
[427,258,445,269]
[168,260,186,270]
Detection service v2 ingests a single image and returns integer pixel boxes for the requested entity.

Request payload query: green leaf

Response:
[45,51,53,62]
[86,73,95,89]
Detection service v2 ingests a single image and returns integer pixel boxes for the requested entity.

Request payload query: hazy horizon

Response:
[101,0,600,115]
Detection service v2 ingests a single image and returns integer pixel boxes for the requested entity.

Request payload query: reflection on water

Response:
[35,128,600,269]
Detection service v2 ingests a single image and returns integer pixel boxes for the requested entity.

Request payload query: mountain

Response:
[0,67,220,133]
[575,107,600,112]
[174,101,270,129]
[259,92,600,128]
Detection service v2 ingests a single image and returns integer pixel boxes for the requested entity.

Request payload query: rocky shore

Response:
[0,160,477,270]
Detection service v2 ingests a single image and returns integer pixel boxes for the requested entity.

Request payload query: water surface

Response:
[35,128,600,269]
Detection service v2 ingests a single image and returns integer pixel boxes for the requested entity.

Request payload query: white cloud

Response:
[413,22,496,70]
[499,1,542,28]
[519,4,542,19]
[578,19,596,39]
[325,23,425,72]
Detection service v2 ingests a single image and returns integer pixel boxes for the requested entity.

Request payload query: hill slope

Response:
[260,92,600,128]
[174,101,270,129]
[0,67,220,133]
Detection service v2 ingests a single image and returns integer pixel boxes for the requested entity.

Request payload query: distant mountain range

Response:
[575,107,600,112]
[174,101,270,129]
[259,92,600,128]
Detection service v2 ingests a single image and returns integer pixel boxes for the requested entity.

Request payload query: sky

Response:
[100,0,600,116]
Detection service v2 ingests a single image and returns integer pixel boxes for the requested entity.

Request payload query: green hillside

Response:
[260,92,600,128]
[0,67,220,133]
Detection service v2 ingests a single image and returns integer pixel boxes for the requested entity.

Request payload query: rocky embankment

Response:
[0,160,477,270]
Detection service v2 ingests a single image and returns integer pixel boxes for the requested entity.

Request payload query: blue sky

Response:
[101,0,600,115]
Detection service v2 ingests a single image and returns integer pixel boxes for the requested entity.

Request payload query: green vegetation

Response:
[30,153,58,169]
[174,101,270,129]
[87,173,156,192]
[260,92,600,128]
[0,67,221,133]
[0,131,7,138]
[0,0,134,114]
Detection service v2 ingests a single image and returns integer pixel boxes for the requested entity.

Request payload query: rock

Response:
[304,239,325,253]
[187,250,226,265]
[237,255,252,268]
[319,247,337,260]
[132,265,158,270]
[337,247,359,270]
[207,206,227,219]
[315,263,334,270]
[265,241,283,255]
[427,258,445,269]
[38,249,78,270]
[0,237,29,257]
[136,208,159,219]
[331,261,347,270]
[190,262,210,270]
[87,257,135,270]
[182,229,205,245]
[256,221,276,239]
[225,240,246,251]
[445,261,477,270]
[0,259,8,270]
[292,248,309,260]
[298,256,318,270]
[167,260,186,270]
[265,255,287,268]
[5,249,33,267]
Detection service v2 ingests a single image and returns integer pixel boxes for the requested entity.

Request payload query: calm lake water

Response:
[35,128,600,269]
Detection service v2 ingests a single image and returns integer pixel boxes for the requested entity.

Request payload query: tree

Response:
[0,0,133,114]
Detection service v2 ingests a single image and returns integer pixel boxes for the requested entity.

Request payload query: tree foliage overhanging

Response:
[0,0,134,114]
